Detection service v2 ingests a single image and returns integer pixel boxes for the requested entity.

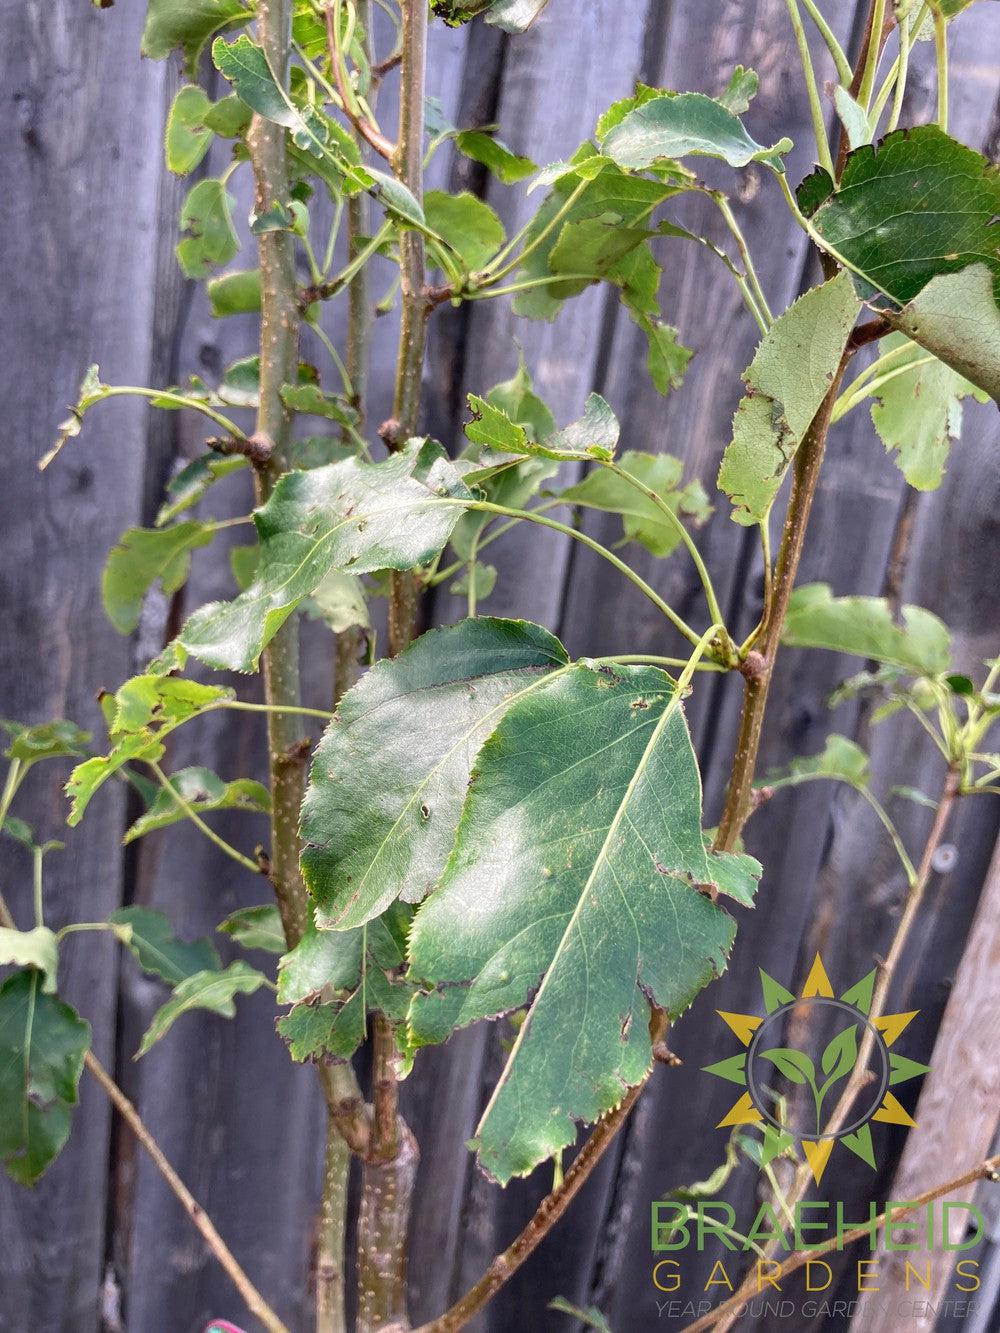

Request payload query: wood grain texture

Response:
[0,4,167,1329]
[850,834,1000,1332]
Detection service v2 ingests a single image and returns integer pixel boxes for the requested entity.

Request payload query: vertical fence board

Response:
[0,5,167,1329]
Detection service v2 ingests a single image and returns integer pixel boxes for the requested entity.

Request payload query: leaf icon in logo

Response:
[821,1024,858,1085]
[758,1047,816,1086]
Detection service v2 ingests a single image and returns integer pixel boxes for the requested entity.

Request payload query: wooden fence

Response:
[1,2,999,1331]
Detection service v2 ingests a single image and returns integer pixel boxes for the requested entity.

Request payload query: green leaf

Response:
[137,961,267,1057]
[109,906,221,985]
[719,66,759,116]
[424,191,505,272]
[870,337,985,491]
[165,84,214,175]
[604,92,792,174]
[717,272,860,525]
[539,393,620,461]
[833,87,872,151]
[304,570,371,635]
[301,618,569,929]
[800,127,1000,401]
[455,130,536,184]
[548,1299,612,1333]
[207,269,262,317]
[408,664,743,1183]
[0,928,59,994]
[202,94,253,138]
[782,584,952,675]
[122,766,269,844]
[705,846,763,909]
[177,178,239,279]
[279,382,359,428]
[759,1046,815,1085]
[887,265,1000,407]
[820,1024,858,1082]
[156,455,248,526]
[41,364,110,470]
[644,319,693,395]
[277,906,413,1062]
[229,544,259,591]
[0,719,90,768]
[595,85,664,143]
[0,969,90,1184]
[102,522,215,635]
[763,734,870,790]
[178,440,471,673]
[66,677,234,825]
[142,0,253,75]
[218,904,286,955]
[449,562,498,602]
[484,0,551,30]
[212,34,298,127]
[513,157,675,322]
[66,733,166,827]
[559,450,710,557]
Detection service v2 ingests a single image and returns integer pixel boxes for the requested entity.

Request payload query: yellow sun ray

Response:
[874,1011,918,1047]
[872,1092,917,1128]
[717,1010,762,1046]
[717,1092,763,1128]
[801,954,834,999]
[802,1139,835,1185]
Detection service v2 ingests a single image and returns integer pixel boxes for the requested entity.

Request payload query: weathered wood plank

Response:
[851,833,1000,1331]
[0,4,169,1328]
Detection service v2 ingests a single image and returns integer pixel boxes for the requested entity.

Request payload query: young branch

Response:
[411,1081,646,1333]
[678,1152,1000,1333]
[706,769,961,1333]
[715,351,851,850]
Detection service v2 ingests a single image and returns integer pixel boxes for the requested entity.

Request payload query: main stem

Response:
[715,352,850,851]
[315,9,375,1328]
[248,0,310,950]
[357,3,427,1329]
[247,7,369,1331]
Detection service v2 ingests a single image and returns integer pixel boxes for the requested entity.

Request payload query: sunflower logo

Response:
[703,954,929,1185]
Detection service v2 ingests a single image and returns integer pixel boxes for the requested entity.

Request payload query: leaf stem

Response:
[934,7,949,131]
[479,176,591,285]
[148,762,260,875]
[857,0,888,108]
[799,0,853,84]
[708,192,773,327]
[217,700,335,721]
[97,386,248,441]
[32,846,44,928]
[325,2,395,160]
[84,1049,290,1333]
[451,497,706,650]
[603,461,732,655]
[785,0,836,176]
[831,354,935,422]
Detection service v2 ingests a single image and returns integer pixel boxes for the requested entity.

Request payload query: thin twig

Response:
[706,770,960,1333]
[325,6,395,161]
[85,1052,290,1333]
